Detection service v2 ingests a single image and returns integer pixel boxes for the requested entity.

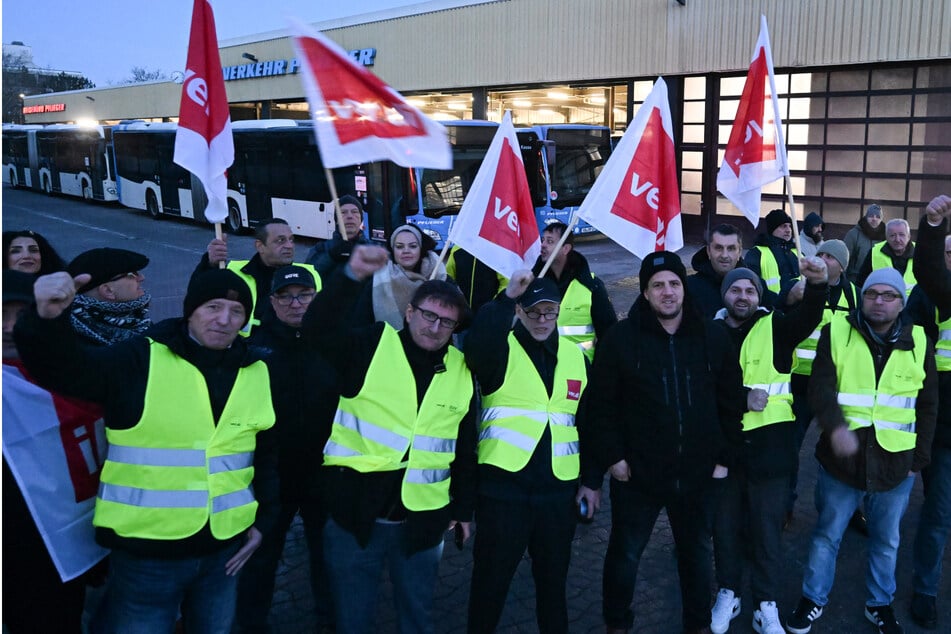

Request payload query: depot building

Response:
[20,0,951,230]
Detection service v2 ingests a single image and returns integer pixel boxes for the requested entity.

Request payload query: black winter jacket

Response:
[585,296,746,498]
[301,268,478,553]
[912,215,951,451]
[249,312,339,507]
[464,294,601,500]
[14,313,280,558]
[714,280,827,480]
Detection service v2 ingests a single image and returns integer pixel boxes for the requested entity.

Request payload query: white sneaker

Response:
[752,600,784,634]
[711,588,741,634]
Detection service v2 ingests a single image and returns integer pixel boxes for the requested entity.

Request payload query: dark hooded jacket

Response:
[585,295,746,498]
[14,313,279,558]
[844,217,886,283]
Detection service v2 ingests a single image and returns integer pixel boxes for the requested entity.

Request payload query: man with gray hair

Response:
[786,266,938,634]
[857,218,916,296]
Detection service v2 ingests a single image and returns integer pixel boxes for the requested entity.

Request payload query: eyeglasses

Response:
[524,309,560,321]
[411,305,458,329]
[863,289,902,303]
[273,291,316,306]
[109,271,139,282]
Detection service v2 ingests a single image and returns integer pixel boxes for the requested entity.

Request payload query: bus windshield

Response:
[545,127,612,208]
[415,123,499,217]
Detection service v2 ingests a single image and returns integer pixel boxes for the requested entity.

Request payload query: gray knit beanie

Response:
[720,267,763,302]
[861,268,907,306]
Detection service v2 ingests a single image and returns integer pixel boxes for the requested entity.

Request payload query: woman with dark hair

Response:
[3,230,66,276]
[354,224,450,329]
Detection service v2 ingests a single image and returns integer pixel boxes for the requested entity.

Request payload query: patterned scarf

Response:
[69,293,152,346]
[372,252,446,329]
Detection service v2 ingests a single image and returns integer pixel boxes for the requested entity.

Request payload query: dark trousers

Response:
[602,479,713,631]
[467,491,577,634]
[713,469,788,603]
[234,502,331,633]
[790,375,812,512]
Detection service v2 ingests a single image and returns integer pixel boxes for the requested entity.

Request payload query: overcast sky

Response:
[2,0,422,87]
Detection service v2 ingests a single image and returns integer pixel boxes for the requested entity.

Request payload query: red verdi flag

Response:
[173,0,234,223]
[289,19,451,170]
[716,15,788,226]
[576,78,682,258]
[447,112,540,277]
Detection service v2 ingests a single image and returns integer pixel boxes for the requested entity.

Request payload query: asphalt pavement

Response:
[3,187,949,633]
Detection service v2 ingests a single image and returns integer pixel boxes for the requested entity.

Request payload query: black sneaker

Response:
[786,597,823,634]
[910,592,937,629]
[865,604,904,634]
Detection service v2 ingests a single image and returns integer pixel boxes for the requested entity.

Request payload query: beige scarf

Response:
[372,252,446,329]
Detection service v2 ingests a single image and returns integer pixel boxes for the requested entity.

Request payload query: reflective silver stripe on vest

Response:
[796,349,817,360]
[838,392,875,407]
[807,328,821,340]
[845,416,915,434]
[548,412,576,427]
[209,452,254,474]
[99,482,208,508]
[554,440,580,457]
[876,393,917,409]
[333,410,410,453]
[747,382,791,396]
[413,435,456,454]
[482,407,575,428]
[212,487,255,513]
[482,406,548,425]
[939,329,951,341]
[478,425,537,452]
[938,349,951,358]
[874,419,916,433]
[406,468,450,484]
[578,341,594,351]
[323,440,360,458]
[558,325,595,336]
[106,444,206,467]
[765,276,779,287]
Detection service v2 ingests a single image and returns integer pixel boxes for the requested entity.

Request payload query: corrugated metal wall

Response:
[319,0,950,91]
[22,0,951,121]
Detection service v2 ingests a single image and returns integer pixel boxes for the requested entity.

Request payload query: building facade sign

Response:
[23,103,66,114]
[222,48,376,82]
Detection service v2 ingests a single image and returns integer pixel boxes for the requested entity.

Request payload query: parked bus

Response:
[2,123,118,202]
[112,119,404,240]
[400,121,610,245]
[525,124,613,235]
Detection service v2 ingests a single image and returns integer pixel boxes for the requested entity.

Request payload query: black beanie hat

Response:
[765,208,793,235]
[638,251,687,292]
[183,270,253,327]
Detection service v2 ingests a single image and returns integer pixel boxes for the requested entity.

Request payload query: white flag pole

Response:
[537,214,580,278]
[322,166,349,239]
[762,16,801,254]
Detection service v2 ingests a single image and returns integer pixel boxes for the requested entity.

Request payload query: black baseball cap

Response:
[517,277,561,309]
[271,265,316,294]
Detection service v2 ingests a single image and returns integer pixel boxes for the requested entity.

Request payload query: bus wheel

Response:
[226,200,244,234]
[146,191,161,219]
[81,181,93,201]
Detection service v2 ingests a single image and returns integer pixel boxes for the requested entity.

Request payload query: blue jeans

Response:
[93,542,240,634]
[913,446,951,596]
[323,517,443,634]
[802,466,914,608]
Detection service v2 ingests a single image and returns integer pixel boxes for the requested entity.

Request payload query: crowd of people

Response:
[2,193,949,634]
